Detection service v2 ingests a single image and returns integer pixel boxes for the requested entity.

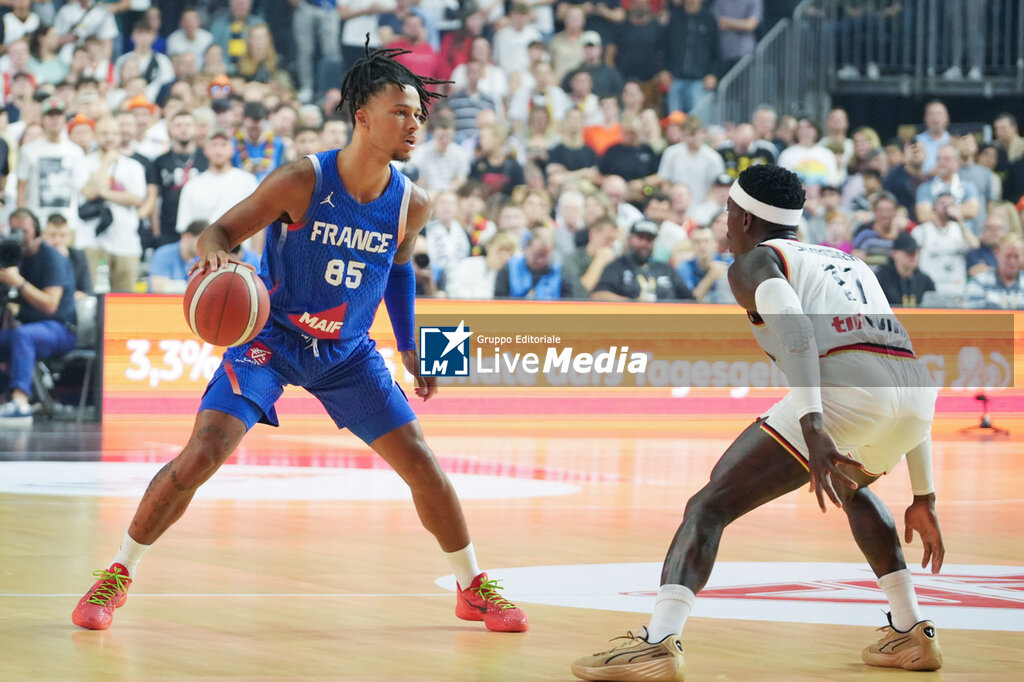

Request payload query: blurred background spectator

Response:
[875,231,935,308]
[0,0,1017,317]
[40,212,92,299]
[148,218,206,293]
[964,234,1024,309]
[592,219,693,302]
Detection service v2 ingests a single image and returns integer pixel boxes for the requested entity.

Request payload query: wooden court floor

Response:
[1,413,1022,680]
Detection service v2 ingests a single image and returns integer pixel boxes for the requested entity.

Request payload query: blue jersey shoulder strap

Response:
[292,151,330,226]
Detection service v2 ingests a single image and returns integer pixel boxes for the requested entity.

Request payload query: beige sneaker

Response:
[862,615,943,671]
[571,626,685,681]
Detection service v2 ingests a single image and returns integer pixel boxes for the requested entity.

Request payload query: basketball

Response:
[183,265,270,347]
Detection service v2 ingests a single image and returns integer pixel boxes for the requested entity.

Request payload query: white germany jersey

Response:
[750,238,916,358]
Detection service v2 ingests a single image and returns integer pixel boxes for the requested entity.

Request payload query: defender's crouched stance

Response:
[572,166,943,681]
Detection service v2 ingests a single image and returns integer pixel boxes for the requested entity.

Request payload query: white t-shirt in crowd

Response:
[55,2,118,62]
[525,0,554,35]
[447,256,499,299]
[341,0,397,47]
[778,143,840,188]
[176,167,259,234]
[167,28,214,66]
[77,152,148,255]
[508,85,571,127]
[570,93,604,127]
[17,137,85,235]
[409,140,470,193]
[136,122,170,161]
[913,220,970,299]
[657,143,726,203]
[689,199,726,228]
[492,25,544,78]
[114,49,175,100]
[424,219,471,273]
[2,11,41,45]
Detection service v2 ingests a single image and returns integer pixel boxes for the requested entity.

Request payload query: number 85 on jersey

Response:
[324,259,364,288]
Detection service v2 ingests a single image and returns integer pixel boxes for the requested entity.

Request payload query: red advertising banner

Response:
[102,295,1024,419]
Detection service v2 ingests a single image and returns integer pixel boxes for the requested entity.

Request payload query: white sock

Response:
[878,569,923,631]
[445,542,481,589]
[112,531,151,578]
[646,584,695,642]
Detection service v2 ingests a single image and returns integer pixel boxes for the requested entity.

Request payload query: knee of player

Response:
[684,487,736,526]
[403,444,448,487]
[180,439,233,481]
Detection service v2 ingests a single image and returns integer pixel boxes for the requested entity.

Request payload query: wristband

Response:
[384,262,416,351]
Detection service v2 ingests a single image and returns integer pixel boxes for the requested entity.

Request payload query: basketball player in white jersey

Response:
[572,165,945,681]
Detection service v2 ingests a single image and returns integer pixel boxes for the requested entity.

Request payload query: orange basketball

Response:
[183,265,270,347]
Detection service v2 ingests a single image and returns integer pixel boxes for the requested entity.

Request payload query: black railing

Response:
[697,0,1024,125]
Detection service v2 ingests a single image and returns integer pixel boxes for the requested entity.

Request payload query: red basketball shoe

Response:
[72,563,132,630]
[455,572,528,632]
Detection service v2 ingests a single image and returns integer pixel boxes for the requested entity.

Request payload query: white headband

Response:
[729,181,803,227]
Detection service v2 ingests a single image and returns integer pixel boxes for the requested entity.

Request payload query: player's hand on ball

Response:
[905,494,944,574]
[401,349,437,401]
[189,250,256,277]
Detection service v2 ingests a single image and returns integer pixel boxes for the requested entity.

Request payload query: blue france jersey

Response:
[257,150,412,350]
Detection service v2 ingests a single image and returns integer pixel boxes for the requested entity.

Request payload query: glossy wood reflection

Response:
[0,413,1021,680]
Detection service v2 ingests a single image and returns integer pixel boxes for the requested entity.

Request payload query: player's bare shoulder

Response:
[728,246,786,310]
[257,157,318,224]
[405,180,433,236]
[267,156,317,188]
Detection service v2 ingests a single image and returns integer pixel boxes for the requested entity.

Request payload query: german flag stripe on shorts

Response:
[820,343,916,360]
[759,420,809,471]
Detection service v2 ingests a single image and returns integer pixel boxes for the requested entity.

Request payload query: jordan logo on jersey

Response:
[320,191,335,207]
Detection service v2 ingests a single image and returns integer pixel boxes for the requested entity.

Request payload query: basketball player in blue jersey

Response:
[572,166,944,681]
[73,44,529,635]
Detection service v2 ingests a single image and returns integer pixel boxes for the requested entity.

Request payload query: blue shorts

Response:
[199,324,417,444]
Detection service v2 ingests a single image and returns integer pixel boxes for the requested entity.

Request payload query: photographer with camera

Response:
[0,209,77,424]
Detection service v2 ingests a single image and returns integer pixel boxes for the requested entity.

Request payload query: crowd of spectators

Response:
[1,0,1023,419]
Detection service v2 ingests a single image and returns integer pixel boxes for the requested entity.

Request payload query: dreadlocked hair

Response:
[337,34,450,126]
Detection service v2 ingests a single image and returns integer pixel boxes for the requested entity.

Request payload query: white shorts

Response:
[760,353,938,476]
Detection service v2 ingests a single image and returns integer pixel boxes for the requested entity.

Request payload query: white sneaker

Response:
[866,62,880,79]
[967,66,983,80]
[0,400,32,426]
[297,87,313,104]
[942,66,963,80]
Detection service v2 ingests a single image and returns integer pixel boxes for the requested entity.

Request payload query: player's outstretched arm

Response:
[386,183,437,401]
[192,160,316,275]
[729,248,863,511]
[903,438,944,573]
